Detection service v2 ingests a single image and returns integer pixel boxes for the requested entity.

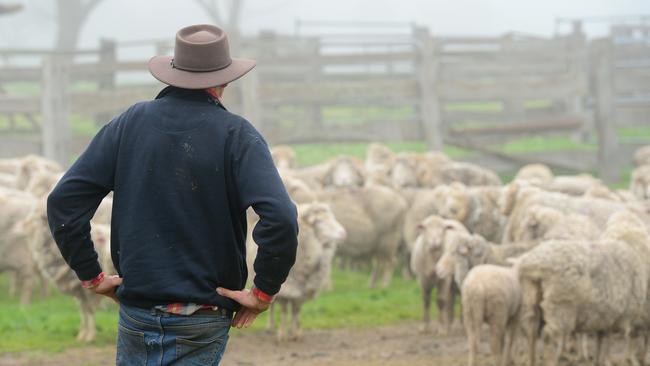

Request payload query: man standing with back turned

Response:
[46,24,299,365]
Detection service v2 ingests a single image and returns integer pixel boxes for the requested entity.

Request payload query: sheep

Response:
[517,211,650,366]
[0,187,40,304]
[365,142,395,186]
[500,180,650,243]
[0,172,16,188]
[410,215,467,334]
[281,174,318,204]
[514,164,554,185]
[250,202,346,341]
[289,155,365,190]
[635,145,650,167]
[13,154,62,190]
[461,264,521,366]
[270,145,297,170]
[510,204,600,243]
[320,183,407,288]
[632,164,650,201]
[543,174,602,196]
[390,152,423,188]
[432,183,506,243]
[19,206,115,342]
[437,161,502,187]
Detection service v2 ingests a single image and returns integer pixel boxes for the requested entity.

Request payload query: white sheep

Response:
[18,204,114,342]
[365,142,395,186]
[319,183,407,289]
[432,183,506,243]
[635,145,650,167]
[461,264,521,366]
[410,215,467,334]
[631,164,650,201]
[270,145,297,170]
[262,202,346,341]
[514,164,554,185]
[0,187,40,304]
[517,211,650,366]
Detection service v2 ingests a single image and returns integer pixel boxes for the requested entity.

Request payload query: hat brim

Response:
[148,55,256,89]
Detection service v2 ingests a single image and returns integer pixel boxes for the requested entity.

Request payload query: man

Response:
[47,24,299,365]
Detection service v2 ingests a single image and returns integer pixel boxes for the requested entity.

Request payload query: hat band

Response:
[170,58,232,72]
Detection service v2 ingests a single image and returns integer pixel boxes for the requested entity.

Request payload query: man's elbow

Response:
[278,200,299,235]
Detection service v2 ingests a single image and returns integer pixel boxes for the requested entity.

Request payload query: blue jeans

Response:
[116,304,232,366]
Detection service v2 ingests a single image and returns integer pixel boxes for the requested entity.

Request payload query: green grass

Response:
[498,136,596,154]
[0,268,426,354]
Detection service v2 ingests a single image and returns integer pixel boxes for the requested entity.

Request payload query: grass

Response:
[0,268,426,354]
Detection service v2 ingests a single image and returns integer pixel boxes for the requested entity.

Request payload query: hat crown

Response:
[173,24,232,72]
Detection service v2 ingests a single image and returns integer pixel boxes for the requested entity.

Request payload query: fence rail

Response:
[0,21,648,182]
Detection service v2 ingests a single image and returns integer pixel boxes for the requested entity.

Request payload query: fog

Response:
[1,0,648,49]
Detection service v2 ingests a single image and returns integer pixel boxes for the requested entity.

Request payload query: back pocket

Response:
[175,333,228,365]
[116,324,147,366]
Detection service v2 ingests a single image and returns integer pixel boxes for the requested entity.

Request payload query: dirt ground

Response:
[0,321,638,366]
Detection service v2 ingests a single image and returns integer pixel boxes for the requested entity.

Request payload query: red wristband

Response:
[81,272,105,289]
[251,286,274,303]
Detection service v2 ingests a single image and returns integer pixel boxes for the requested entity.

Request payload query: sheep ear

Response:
[416,223,425,233]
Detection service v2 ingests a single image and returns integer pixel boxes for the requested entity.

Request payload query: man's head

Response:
[148,24,255,90]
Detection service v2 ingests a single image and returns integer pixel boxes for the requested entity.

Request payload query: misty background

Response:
[1,0,648,50]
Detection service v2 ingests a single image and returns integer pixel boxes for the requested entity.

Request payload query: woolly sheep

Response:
[19,205,114,342]
[631,165,650,201]
[514,164,554,185]
[410,215,467,334]
[0,187,40,304]
[365,142,395,186]
[270,145,297,170]
[319,183,407,289]
[433,183,506,243]
[635,145,650,167]
[259,202,346,341]
[461,264,521,366]
[517,211,650,366]
[510,204,600,243]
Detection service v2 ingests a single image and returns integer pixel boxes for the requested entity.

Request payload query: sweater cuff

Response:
[253,276,280,297]
[74,261,103,282]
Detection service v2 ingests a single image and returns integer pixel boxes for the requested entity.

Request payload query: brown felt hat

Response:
[148,24,256,89]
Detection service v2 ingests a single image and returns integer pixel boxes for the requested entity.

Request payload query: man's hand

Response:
[92,275,122,304]
[217,287,271,329]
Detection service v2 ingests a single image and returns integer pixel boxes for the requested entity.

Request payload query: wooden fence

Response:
[0,21,648,182]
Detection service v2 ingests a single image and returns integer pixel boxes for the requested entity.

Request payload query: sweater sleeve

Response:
[234,133,299,296]
[46,120,120,281]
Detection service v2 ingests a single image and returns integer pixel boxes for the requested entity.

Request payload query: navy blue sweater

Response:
[47,86,299,310]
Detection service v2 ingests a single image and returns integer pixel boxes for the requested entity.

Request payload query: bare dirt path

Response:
[0,321,636,366]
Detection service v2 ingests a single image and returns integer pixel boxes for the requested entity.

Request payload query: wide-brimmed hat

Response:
[148,24,256,89]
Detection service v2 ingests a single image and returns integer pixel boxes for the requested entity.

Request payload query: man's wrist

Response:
[251,285,274,304]
[81,272,106,289]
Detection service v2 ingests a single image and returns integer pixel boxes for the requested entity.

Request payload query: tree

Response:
[55,0,104,51]
[193,0,244,46]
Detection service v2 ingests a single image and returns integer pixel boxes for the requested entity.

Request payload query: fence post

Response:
[240,35,262,135]
[96,38,117,124]
[594,39,620,183]
[41,55,71,166]
[413,26,443,151]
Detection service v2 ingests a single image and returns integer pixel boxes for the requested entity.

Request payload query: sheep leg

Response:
[489,322,506,366]
[418,278,433,333]
[368,258,381,289]
[464,300,482,366]
[380,256,396,289]
[503,320,517,366]
[437,277,454,335]
[525,312,539,366]
[8,272,17,297]
[595,332,612,366]
[290,301,302,341]
[76,299,87,342]
[637,334,649,366]
[18,272,34,305]
[276,302,288,342]
[580,334,590,362]
[549,332,566,366]
[624,328,641,366]
[266,302,276,331]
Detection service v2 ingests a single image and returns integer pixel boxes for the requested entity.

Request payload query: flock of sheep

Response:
[2,143,650,366]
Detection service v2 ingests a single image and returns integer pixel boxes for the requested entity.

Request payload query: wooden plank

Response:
[447,116,582,136]
[614,68,650,93]
[41,56,71,167]
[436,75,584,100]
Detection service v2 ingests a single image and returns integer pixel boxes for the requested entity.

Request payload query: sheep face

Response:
[301,202,347,247]
[416,215,469,259]
[366,143,395,168]
[283,177,316,204]
[324,156,364,188]
[436,233,486,287]
[390,154,418,188]
[271,145,297,170]
[515,205,560,242]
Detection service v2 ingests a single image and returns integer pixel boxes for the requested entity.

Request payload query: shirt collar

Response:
[155,86,227,110]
